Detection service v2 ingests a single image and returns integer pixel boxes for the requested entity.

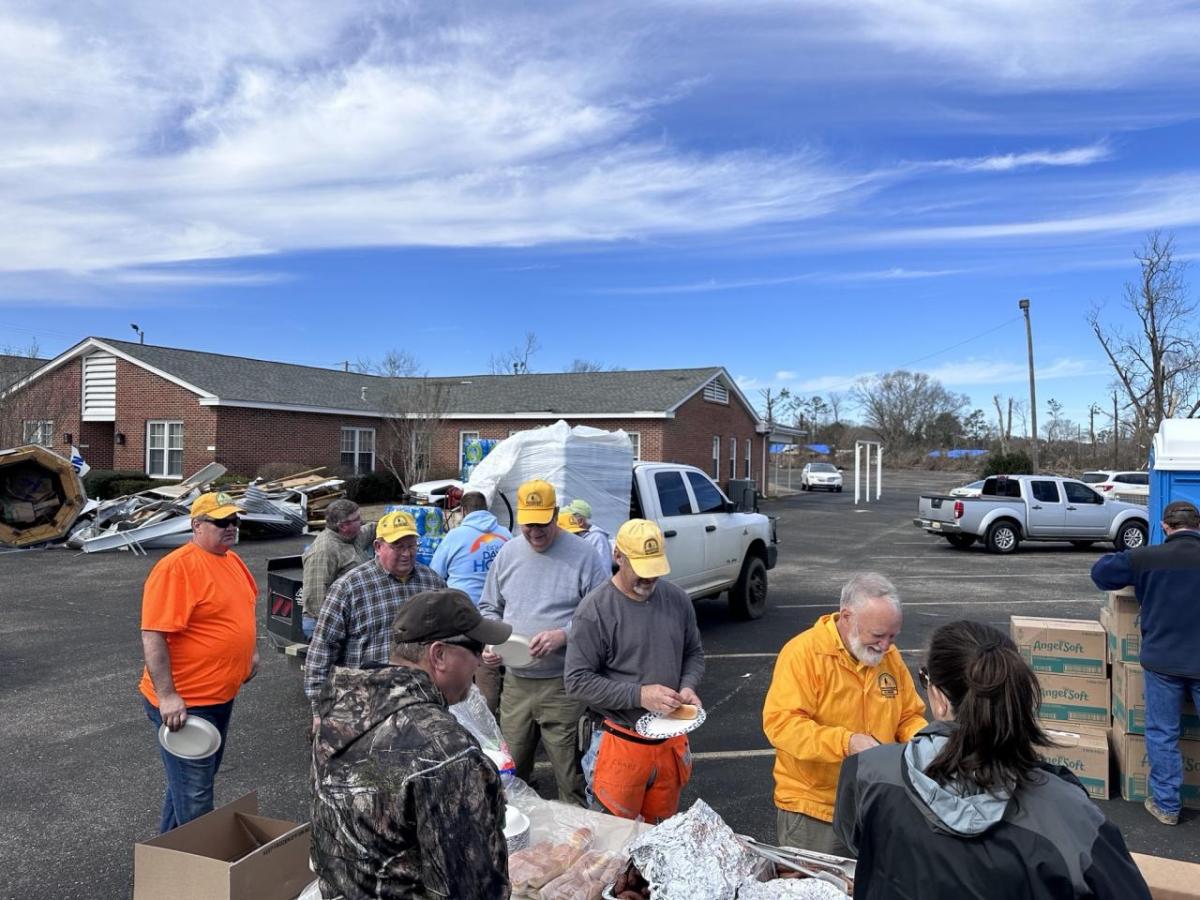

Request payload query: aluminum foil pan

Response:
[627,800,769,899]
[737,880,846,899]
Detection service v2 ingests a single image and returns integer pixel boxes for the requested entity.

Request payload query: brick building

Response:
[3,337,770,492]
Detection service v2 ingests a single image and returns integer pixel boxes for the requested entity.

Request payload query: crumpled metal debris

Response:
[737,879,846,899]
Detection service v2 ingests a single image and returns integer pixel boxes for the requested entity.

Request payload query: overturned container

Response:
[0,444,87,547]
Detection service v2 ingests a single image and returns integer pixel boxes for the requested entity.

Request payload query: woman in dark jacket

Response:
[833,620,1150,899]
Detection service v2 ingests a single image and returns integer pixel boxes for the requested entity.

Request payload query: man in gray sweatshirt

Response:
[565,518,704,822]
[479,479,609,805]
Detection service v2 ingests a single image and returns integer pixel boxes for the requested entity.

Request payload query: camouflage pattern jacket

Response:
[311,664,510,900]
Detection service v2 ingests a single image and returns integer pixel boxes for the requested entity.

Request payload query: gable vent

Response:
[82,352,117,421]
[703,379,729,405]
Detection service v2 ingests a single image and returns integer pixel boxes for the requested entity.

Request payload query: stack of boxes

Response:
[1010,615,1111,799]
[1102,588,1200,808]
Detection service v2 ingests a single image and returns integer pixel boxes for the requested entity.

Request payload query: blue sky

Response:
[3,1,1199,431]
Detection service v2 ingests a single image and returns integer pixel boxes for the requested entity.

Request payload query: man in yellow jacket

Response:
[763,572,927,857]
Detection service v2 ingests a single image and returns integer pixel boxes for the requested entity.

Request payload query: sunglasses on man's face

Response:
[438,637,485,656]
[202,516,239,528]
[918,666,930,690]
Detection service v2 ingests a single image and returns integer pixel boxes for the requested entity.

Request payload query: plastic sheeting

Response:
[465,420,634,539]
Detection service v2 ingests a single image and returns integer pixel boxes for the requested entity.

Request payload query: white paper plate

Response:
[492,633,533,668]
[158,717,222,759]
[635,705,707,739]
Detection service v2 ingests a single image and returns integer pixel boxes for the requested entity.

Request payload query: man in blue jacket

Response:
[1091,499,1200,827]
[430,491,511,710]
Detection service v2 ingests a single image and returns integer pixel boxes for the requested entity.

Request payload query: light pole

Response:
[130,323,145,344]
[1018,298,1038,473]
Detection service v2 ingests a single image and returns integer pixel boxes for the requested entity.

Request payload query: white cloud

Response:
[933,144,1112,173]
[923,356,1104,386]
[775,370,797,381]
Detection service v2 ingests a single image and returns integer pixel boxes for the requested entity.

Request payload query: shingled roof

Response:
[20,338,755,420]
[0,353,48,390]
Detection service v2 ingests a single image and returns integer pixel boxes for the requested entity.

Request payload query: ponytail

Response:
[922,620,1050,794]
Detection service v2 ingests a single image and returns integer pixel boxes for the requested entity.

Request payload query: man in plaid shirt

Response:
[304,510,446,716]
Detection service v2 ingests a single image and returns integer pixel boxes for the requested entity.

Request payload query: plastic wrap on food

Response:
[509,827,594,895]
[736,879,847,899]
[539,849,627,900]
[626,800,769,900]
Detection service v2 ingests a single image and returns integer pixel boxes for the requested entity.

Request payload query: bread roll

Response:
[667,703,698,720]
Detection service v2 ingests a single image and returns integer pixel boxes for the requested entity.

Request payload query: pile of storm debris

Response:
[0,446,345,554]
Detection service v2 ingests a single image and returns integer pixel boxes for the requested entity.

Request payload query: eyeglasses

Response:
[201,516,239,528]
[523,521,552,531]
[918,666,930,690]
[437,637,485,656]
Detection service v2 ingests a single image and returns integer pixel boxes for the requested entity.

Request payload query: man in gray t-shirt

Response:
[564,519,704,822]
[479,479,608,806]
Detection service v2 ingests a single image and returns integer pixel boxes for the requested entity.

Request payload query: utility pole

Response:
[1018,298,1038,473]
[1112,392,1119,468]
[1088,403,1100,464]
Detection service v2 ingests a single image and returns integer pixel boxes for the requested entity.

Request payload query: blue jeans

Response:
[1143,669,1200,814]
[143,697,234,833]
[302,615,317,639]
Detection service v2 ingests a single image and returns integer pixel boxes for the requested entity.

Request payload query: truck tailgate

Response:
[917,494,958,524]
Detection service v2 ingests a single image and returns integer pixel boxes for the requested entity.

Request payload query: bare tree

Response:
[757,387,791,427]
[0,340,62,450]
[489,332,541,375]
[992,394,1015,453]
[851,370,968,448]
[357,352,451,490]
[568,359,605,373]
[1089,231,1200,446]
[826,392,845,425]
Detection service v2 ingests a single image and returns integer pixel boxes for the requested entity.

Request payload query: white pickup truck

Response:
[914,474,1148,554]
[628,462,778,619]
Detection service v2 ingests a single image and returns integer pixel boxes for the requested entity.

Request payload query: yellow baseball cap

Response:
[517,479,557,525]
[615,519,670,578]
[557,510,584,533]
[190,491,241,520]
[377,510,419,543]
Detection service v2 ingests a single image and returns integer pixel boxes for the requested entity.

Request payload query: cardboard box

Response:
[1132,853,1200,900]
[1105,589,1141,663]
[1111,660,1200,739]
[134,793,312,900]
[1112,719,1200,809]
[1011,616,1107,677]
[1039,727,1110,800]
[1035,672,1111,727]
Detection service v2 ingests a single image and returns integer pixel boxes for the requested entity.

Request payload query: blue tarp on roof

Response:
[927,448,989,459]
[805,444,831,455]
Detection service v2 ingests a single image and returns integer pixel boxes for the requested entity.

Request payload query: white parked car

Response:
[949,479,986,498]
[800,462,843,492]
[1081,470,1149,499]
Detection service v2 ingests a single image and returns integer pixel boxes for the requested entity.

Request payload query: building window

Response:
[341,427,375,475]
[703,380,729,405]
[712,436,720,480]
[147,421,184,478]
[410,431,432,474]
[459,431,481,464]
[23,420,54,447]
[729,436,737,479]
[627,431,641,461]
[745,438,752,478]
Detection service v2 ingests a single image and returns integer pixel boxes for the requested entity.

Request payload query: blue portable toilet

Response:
[1148,419,1200,544]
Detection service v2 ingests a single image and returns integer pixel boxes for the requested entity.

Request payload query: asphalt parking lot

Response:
[2,468,1194,899]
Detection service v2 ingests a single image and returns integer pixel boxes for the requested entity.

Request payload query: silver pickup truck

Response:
[914,474,1149,554]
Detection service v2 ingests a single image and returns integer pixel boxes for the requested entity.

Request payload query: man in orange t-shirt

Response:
[139,492,259,833]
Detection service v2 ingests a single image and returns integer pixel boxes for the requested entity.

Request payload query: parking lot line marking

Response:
[692,749,777,761]
[776,598,1099,609]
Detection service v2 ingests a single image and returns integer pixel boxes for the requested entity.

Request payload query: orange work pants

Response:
[590,721,692,824]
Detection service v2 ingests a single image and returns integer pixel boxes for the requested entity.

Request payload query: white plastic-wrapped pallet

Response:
[464,420,634,539]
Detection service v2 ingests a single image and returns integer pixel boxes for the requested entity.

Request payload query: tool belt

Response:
[601,719,668,746]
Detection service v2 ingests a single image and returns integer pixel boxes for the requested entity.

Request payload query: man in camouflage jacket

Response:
[311,589,513,900]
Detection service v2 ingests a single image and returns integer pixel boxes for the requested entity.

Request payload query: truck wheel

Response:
[1115,521,1147,551]
[945,534,976,549]
[729,556,768,620]
[985,521,1020,554]
[835,486,843,493]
